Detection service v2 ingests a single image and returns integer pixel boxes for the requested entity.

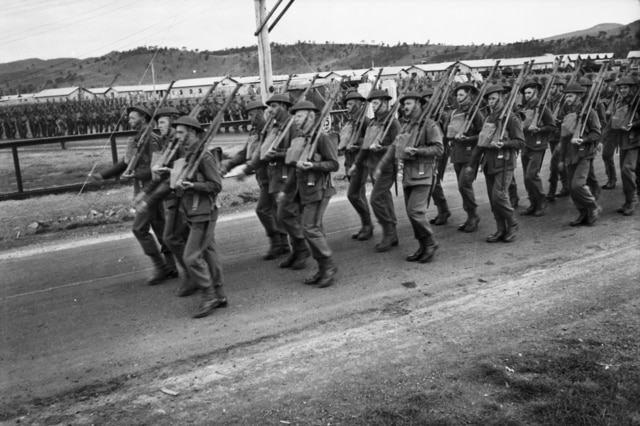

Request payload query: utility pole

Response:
[254,0,273,100]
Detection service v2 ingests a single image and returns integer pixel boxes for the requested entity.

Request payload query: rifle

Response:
[344,67,384,151]
[300,76,348,162]
[462,60,501,134]
[283,73,294,93]
[423,66,457,121]
[153,82,219,170]
[122,80,176,178]
[177,84,242,183]
[572,63,608,140]
[433,68,460,123]
[566,58,583,85]
[532,56,563,128]
[499,61,534,141]
[260,74,319,159]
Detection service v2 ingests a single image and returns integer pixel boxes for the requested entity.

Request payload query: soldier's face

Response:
[371,99,387,113]
[346,99,360,114]
[157,117,171,136]
[175,125,189,144]
[487,93,501,109]
[293,110,313,131]
[402,99,417,116]
[269,102,285,116]
[524,88,536,102]
[456,89,468,104]
[619,85,630,98]
[248,109,262,124]
[550,84,561,95]
[128,111,145,130]
[565,93,578,106]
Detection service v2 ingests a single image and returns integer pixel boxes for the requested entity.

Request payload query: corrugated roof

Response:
[564,53,614,61]
[407,62,455,72]
[172,76,234,88]
[35,87,80,98]
[626,51,640,59]
[87,87,112,94]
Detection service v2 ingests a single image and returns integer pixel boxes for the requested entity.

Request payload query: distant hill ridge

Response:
[1,20,638,96]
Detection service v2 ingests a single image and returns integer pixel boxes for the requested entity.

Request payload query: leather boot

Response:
[290,238,310,270]
[177,276,198,297]
[163,252,179,278]
[316,258,338,288]
[418,236,438,263]
[459,214,480,233]
[533,198,547,217]
[486,221,506,243]
[375,224,399,252]
[406,240,425,262]
[569,209,588,226]
[622,201,636,216]
[263,234,289,260]
[429,210,451,225]
[147,254,172,285]
[601,180,616,189]
[520,203,536,216]
[357,224,374,241]
[503,218,519,243]
[586,204,602,226]
[557,187,570,198]
[304,263,323,285]
[193,286,227,318]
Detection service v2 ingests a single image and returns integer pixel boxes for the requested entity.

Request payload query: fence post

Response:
[11,146,23,193]
[110,134,118,164]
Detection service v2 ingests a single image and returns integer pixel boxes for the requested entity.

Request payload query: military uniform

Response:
[546,78,569,200]
[223,101,290,259]
[98,105,176,283]
[471,85,525,243]
[173,116,227,318]
[443,84,485,232]
[557,83,602,226]
[353,90,401,252]
[285,100,340,287]
[519,79,556,216]
[379,91,444,262]
[341,91,373,241]
[606,76,640,215]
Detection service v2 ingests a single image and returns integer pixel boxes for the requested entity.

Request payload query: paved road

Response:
[1,157,637,409]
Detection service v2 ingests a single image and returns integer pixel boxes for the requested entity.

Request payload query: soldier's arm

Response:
[582,110,602,144]
[502,116,525,150]
[416,122,444,158]
[193,151,222,195]
[312,134,339,172]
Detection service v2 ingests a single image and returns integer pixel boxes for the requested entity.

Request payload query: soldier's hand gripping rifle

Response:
[532,56,563,129]
[343,67,384,151]
[260,74,319,159]
[462,60,501,135]
[572,63,609,142]
[175,84,242,184]
[153,82,219,170]
[498,61,535,141]
[122,80,176,178]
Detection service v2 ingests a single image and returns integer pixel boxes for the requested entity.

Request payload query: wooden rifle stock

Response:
[264,74,319,154]
[533,56,563,128]
[122,80,176,177]
[188,82,218,119]
[499,61,534,141]
[346,67,384,150]
[463,60,501,134]
[573,63,608,139]
[180,84,242,181]
[303,76,347,161]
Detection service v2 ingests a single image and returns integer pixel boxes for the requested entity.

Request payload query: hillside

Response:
[1,20,639,96]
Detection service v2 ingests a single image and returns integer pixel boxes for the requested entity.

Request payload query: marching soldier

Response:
[350,89,401,252]
[92,104,178,284]
[471,85,524,243]
[557,83,602,226]
[138,106,193,296]
[284,100,340,287]
[376,91,443,262]
[519,79,556,217]
[425,87,452,226]
[263,94,309,270]
[173,116,227,318]
[606,76,639,216]
[340,91,373,241]
[443,83,484,232]
[601,72,619,190]
[546,77,570,201]
[222,100,290,260]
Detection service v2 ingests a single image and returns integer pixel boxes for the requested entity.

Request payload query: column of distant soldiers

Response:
[0,95,251,140]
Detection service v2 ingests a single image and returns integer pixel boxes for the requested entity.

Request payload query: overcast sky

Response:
[1,0,639,64]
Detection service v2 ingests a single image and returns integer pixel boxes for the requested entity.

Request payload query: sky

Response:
[1,0,639,64]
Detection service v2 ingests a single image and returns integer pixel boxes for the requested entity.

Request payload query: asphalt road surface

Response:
[1,157,638,413]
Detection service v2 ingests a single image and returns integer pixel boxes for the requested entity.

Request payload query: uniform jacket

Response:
[257,110,298,193]
[558,101,601,165]
[354,108,400,171]
[520,98,555,151]
[179,142,223,222]
[470,105,525,175]
[606,95,640,151]
[225,116,269,186]
[379,109,444,187]
[444,99,484,164]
